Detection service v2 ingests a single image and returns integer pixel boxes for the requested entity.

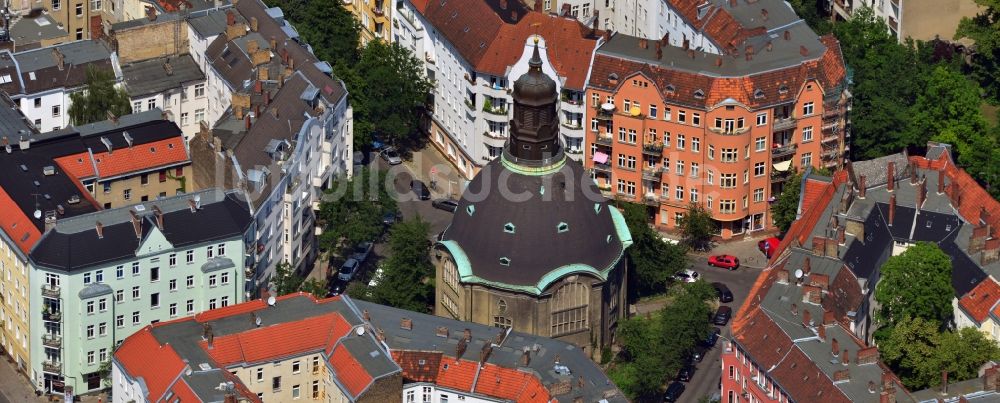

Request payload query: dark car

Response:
[713,306,733,326]
[431,198,459,212]
[677,364,695,382]
[758,237,781,258]
[411,180,431,200]
[712,282,734,303]
[702,327,721,347]
[690,347,706,363]
[663,381,685,402]
[329,281,346,297]
[382,211,399,227]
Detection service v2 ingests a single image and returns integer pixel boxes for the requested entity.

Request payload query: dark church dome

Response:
[512,42,558,107]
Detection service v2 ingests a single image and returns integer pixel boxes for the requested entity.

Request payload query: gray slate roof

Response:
[122,54,205,97]
[9,14,67,46]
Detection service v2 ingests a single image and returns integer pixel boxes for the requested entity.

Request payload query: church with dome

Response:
[434,38,633,353]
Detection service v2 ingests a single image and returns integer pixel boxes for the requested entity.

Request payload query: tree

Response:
[347,41,434,149]
[874,242,954,340]
[614,202,688,298]
[910,66,989,148]
[317,167,397,254]
[272,262,304,296]
[369,217,434,312]
[68,66,132,125]
[955,0,1000,102]
[679,203,715,252]
[786,0,832,34]
[299,277,328,298]
[771,172,802,234]
[263,0,360,68]
[880,317,1000,390]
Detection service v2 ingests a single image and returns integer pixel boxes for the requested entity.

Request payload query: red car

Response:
[708,255,740,270]
[758,237,780,258]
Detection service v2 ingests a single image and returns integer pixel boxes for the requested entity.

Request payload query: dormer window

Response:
[694,89,705,99]
[754,89,765,99]
[778,85,789,95]
[665,84,676,94]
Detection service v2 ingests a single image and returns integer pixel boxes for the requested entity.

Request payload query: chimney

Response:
[766,41,773,52]
[656,44,663,60]
[715,57,722,67]
[858,175,867,199]
[95,221,104,239]
[802,309,812,327]
[831,338,840,356]
[682,38,690,50]
[245,114,251,131]
[887,162,895,192]
[639,38,648,49]
[982,238,1000,265]
[129,209,142,239]
[188,199,198,213]
[163,60,173,76]
[842,349,849,365]
[264,90,271,107]
[857,347,879,365]
[728,0,736,6]
[837,226,846,245]
[970,224,990,254]
[790,303,798,316]
[917,177,927,208]
[761,8,769,20]
[436,326,449,337]
[270,36,277,50]
[661,33,670,47]
[592,10,599,35]
[521,347,531,366]
[479,342,493,368]
[777,269,790,283]
[942,371,949,395]
[203,323,214,349]
[52,48,65,71]
[688,49,695,59]
[226,10,235,26]
[152,205,163,230]
[223,391,237,403]
[250,16,258,32]
[400,318,413,330]
[784,30,791,41]
[817,323,826,340]
[247,40,259,55]
[803,257,811,275]
[511,9,518,21]
[534,0,541,11]
[834,369,851,383]
[910,167,918,185]
[270,106,279,119]
[145,5,157,21]
[745,45,754,61]
[889,194,896,226]
[985,365,1000,391]
[937,172,946,194]
[799,45,809,56]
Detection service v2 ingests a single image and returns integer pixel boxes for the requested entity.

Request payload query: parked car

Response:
[379,147,402,165]
[702,327,721,347]
[677,364,695,382]
[707,254,740,270]
[431,198,459,212]
[713,306,733,326]
[690,347,706,363]
[411,180,431,200]
[338,258,361,282]
[382,211,399,227]
[663,381,685,402]
[329,281,346,297]
[673,269,700,283]
[350,242,374,263]
[758,237,781,258]
[712,282,734,303]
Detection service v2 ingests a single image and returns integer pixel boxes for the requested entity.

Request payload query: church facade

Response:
[434,36,632,355]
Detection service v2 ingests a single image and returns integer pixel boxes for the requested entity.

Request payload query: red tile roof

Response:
[53,152,96,179]
[412,0,600,89]
[0,185,41,254]
[959,277,1000,324]
[329,343,374,398]
[167,379,201,403]
[391,351,442,383]
[434,356,477,393]
[115,327,189,402]
[473,363,549,403]
[393,353,553,403]
[202,312,351,366]
[91,137,188,178]
[801,178,828,215]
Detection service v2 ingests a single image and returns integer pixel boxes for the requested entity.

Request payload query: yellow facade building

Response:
[344,0,391,44]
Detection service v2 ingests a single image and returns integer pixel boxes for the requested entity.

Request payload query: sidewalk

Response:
[402,143,464,199]
[0,355,44,403]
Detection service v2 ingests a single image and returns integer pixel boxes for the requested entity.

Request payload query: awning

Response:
[773,160,792,172]
[593,151,609,164]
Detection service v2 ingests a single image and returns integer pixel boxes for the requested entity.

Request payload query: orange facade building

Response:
[584,11,850,238]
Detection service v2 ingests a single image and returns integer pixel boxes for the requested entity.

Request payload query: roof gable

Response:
[136,223,174,257]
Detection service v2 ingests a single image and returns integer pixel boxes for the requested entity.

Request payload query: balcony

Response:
[42,334,62,348]
[561,122,583,131]
[482,102,508,116]
[593,162,612,172]
[643,193,660,206]
[41,284,60,298]
[43,310,61,322]
[642,169,661,181]
[595,109,614,121]
[771,144,797,158]
[373,7,384,16]
[771,170,792,183]
[595,133,613,146]
[42,360,61,374]
[822,148,841,160]
[463,99,475,111]
[642,142,664,156]
[773,116,796,131]
[710,126,750,136]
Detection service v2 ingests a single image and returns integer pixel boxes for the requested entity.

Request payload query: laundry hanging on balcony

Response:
[773,160,792,172]
[593,151,609,164]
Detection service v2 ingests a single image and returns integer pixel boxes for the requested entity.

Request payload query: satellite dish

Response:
[356,327,365,336]
[254,316,262,327]
[266,296,276,306]
[33,209,41,219]
[794,269,803,279]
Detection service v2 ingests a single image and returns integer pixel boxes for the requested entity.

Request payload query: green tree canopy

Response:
[771,171,802,234]
[68,66,133,125]
[614,202,688,298]
[874,242,954,339]
[368,216,434,312]
[264,0,360,67]
[318,167,397,254]
[911,66,989,147]
[272,261,304,296]
[880,317,1000,390]
[679,203,715,252]
[955,0,1000,102]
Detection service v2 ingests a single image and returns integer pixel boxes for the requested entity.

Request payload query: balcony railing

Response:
[709,126,750,135]
[373,7,384,16]
[595,109,614,121]
[42,360,61,374]
[771,144,797,158]
[483,131,506,140]
[642,169,660,181]
[595,133,613,146]
[483,104,508,115]
[561,122,583,130]
[41,284,60,298]
[771,170,791,182]
[43,310,61,322]
[593,162,612,171]
[822,149,841,160]
[643,193,660,206]
[42,334,62,348]
[463,99,475,111]
[773,116,796,131]
[642,142,664,155]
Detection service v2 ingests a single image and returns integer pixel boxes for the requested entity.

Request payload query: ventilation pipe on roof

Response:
[499,0,507,10]
[226,10,235,26]
[95,221,104,239]
[858,175,867,199]
[123,131,133,148]
[799,45,809,56]
[203,323,214,349]
[592,10,600,36]
[766,41,773,52]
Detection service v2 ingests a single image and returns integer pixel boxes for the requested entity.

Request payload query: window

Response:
[186,250,194,263]
[803,102,814,116]
[116,315,124,328]
[272,376,282,392]
[802,126,813,142]
[132,286,140,300]
[52,105,60,117]
[209,275,217,288]
[91,0,100,10]
[675,160,684,176]
[195,109,205,123]
[707,170,714,184]
[186,275,194,288]
[115,290,123,303]
[691,137,700,152]
[87,351,95,365]
[147,99,156,110]
[550,283,589,336]
[150,267,159,282]
[663,132,670,148]
[169,303,177,317]
[720,200,736,214]
[590,118,598,132]
[221,296,230,307]
[721,148,738,163]
[617,127,626,142]
[99,322,107,336]
[677,135,685,149]
[75,27,83,40]
[292,361,301,374]
[721,173,737,189]
[132,311,140,325]
[86,301,95,315]
[744,169,750,183]
[75,2,82,15]
[312,381,320,399]
[132,262,140,276]
[194,83,205,97]
[757,112,767,126]
[256,368,264,382]
[617,154,625,168]
[678,110,686,123]
[150,293,159,309]
[133,101,141,113]
[691,162,700,178]
[591,92,599,106]
[84,272,92,284]
[34,98,41,108]
[98,298,107,312]
[692,113,701,126]
[209,299,217,310]
[116,265,124,279]
[690,188,699,202]
[755,137,766,151]
[123,188,131,200]
[628,129,637,143]
[186,299,194,313]
[708,144,715,160]
[706,196,713,210]
[801,152,812,167]
[207,245,214,259]
[649,104,657,118]
[169,254,176,267]
[754,188,765,203]
[754,162,766,177]
[292,385,300,399]
[221,272,230,284]
[675,186,684,200]
[180,112,189,127]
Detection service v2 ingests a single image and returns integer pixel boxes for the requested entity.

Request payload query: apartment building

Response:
[723,143,1000,402]
[189,0,353,294]
[585,0,850,238]
[111,293,625,403]
[344,0,391,44]
[829,0,981,43]
[29,188,252,394]
[393,0,602,179]
[41,0,98,42]
[6,12,70,51]
[121,54,208,140]
[0,40,120,133]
